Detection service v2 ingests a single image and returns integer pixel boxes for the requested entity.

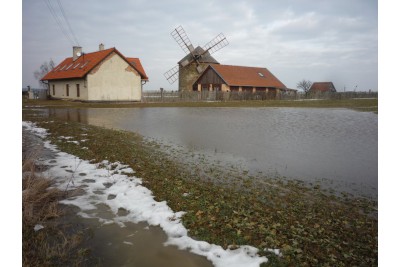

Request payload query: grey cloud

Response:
[22,0,377,91]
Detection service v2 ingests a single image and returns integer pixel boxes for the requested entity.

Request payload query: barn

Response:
[193,64,295,98]
[309,82,336,93]
[41,44,148,101]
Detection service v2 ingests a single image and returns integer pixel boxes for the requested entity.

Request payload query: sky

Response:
[22,0,378,92]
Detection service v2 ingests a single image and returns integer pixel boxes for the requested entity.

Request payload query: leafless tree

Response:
[296,79,312,94]
[34,59,55,89]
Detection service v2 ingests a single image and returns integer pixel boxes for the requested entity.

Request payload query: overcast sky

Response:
[22,0,378,91]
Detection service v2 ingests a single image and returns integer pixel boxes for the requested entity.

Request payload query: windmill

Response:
[164,25,229,91]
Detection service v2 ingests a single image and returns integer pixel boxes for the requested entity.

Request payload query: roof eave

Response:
[41,75,86,81]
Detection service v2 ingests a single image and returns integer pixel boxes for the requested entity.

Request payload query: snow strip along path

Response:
[22,121,269,267]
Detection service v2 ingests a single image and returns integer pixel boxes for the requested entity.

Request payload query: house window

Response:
[52,84,55,95]
[76,84,80,97]
[80,61,89,69]
[258,72,265,77]
[65,63,74,70]
[66,84,69,96]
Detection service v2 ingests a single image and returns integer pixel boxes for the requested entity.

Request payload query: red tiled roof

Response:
[209,64,286,88]
[41,48,148,81]
[126,57,148,80]
[309,82,336,92]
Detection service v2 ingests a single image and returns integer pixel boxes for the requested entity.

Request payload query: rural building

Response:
[309,82,336,93]
[193,64,296,98]
[178,46,219,91]
[23,86,47,100]
[41,44,148,101]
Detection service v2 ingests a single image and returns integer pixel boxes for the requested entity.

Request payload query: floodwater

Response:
[47,107,378,198]
[62,205,213,267]
[23,128,213,267]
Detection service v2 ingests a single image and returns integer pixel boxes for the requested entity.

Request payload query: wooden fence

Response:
[142,90,378,103]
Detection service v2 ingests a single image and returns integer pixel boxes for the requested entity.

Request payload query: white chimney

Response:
[73,46,82,61]
[99,43,104,51]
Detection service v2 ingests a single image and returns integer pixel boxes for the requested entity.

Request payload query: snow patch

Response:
[34,224,44,232]
[23,121,269,267]
[22,121,48,138]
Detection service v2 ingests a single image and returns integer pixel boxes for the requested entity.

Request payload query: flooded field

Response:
[47,107,377,198]
[23,107,378,266]
[23,128,215,267]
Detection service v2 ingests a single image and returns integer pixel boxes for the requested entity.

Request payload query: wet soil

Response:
[22,128,213,267]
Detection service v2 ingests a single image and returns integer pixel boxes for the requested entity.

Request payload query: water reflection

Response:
[48,108,89,124]
[47,107,378,198]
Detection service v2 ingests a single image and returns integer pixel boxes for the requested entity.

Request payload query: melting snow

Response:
[34,224,44,232]
[22,121,269,267]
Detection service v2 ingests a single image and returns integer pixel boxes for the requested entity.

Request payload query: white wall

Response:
[49,79,88,100]
[87,52,142,101]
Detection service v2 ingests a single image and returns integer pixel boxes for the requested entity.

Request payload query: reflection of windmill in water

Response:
[164,26,229,91]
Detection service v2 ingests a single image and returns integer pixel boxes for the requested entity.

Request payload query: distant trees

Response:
[296,79,312,94]
[34,59,55,89]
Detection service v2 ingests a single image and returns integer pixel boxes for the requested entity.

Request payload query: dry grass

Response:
[22,143,96,266]
[22,140,61,223]
[22,171,61,226]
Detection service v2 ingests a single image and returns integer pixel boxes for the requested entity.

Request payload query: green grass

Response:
[23,108,378,267]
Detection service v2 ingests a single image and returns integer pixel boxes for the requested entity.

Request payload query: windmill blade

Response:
[203,33,229,55]
[164,65,179,84]
[196,65,203,73]
[171,26,195,54]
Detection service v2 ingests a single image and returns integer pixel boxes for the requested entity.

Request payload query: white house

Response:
[41,44,148,101]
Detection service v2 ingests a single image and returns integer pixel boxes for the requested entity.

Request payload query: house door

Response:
[211,84,221,91]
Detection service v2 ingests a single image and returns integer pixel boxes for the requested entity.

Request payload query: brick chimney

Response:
[73,46,82,61]
[99,43,104,51]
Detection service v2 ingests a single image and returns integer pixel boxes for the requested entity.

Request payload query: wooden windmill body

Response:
[164,26,229,91]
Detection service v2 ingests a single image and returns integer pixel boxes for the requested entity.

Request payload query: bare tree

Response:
[296,79,312,94]
[34,59,55,89]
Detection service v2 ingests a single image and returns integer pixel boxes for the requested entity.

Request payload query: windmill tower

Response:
[164,26,229,91]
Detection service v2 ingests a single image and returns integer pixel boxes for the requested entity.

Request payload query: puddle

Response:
[61,204,213,267]
[23,125,213,267]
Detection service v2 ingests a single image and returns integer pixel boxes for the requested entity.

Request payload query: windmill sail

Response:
[164,65,179,84]
[171,26,195,55]
[165,26,229,85]
[203,33,229,55]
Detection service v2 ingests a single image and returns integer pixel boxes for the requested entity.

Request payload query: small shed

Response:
[309,82,336,93]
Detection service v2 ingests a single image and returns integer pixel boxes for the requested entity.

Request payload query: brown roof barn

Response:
[192,64,294,97]
[309,82,336,93]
